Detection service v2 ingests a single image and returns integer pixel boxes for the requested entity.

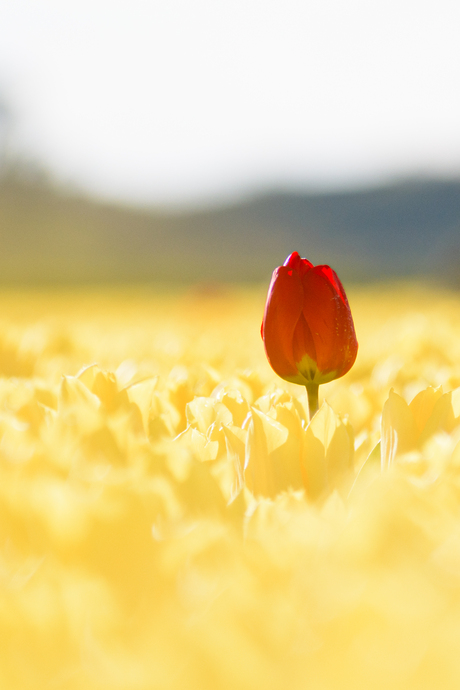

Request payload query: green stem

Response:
[306,382,319,421]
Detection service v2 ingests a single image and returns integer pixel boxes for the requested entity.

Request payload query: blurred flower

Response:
[301,402,354,500]
[261,253,358,410]
[380,386,459,470]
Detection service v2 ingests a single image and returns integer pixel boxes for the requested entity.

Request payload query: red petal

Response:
[262,266,304,379]
[300,266,358,379]
[292,311,317,369]
[283,252,314,277]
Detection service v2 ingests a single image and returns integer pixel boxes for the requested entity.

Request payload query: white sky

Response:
[0,0,459,207]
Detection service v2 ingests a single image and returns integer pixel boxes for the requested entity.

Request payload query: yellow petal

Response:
[301,402,353,500]
[381,389,418,469]
[244,407,288,498]
[408,385,443,434]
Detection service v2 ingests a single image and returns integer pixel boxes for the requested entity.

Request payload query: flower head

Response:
[261,252,358,386]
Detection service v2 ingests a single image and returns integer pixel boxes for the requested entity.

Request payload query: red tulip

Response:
[261,252,358,412]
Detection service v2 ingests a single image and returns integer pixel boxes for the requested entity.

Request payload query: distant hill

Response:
[1,172,459,285]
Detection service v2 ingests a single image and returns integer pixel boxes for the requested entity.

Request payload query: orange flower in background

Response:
[261,252,358,413]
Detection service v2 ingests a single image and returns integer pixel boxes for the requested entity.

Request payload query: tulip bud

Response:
[261,252,358,415]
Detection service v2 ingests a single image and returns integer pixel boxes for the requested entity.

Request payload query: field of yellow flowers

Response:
[2,282,460,689]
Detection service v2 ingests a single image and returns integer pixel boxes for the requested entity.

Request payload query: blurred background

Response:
[0,0,460,287]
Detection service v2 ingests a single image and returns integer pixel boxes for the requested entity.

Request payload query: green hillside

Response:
[1,171,459,285]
